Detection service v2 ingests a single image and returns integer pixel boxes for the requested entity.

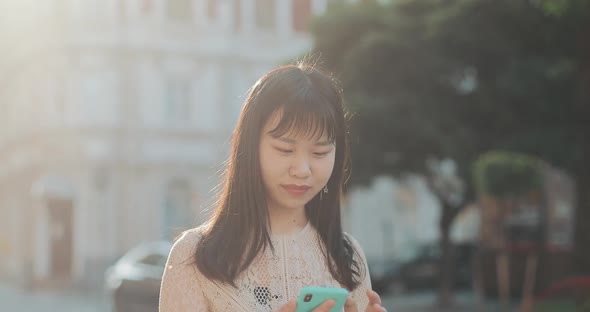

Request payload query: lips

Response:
[281,184,311,196]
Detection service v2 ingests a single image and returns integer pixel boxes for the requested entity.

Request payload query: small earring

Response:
[320,185,328,200]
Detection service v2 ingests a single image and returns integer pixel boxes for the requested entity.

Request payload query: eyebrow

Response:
[272,136,334,146]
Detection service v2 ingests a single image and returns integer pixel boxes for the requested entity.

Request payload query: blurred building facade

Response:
[0,0,329,289]
[343,175,442,264]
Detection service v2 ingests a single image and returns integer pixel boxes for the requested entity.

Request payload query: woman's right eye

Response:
[275,147,293,153]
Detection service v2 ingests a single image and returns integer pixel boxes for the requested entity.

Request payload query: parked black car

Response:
[369,243,475,293]
[104,241,171,312]
[369,259,404,293]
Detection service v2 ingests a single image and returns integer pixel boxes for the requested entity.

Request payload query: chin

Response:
[279,200,308,210]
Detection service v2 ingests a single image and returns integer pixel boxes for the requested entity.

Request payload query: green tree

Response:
[473,151,545,200]
[311,0,590,306]
[473,151,546,309]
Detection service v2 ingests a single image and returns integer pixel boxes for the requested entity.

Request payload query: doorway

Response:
[47,197,73,279]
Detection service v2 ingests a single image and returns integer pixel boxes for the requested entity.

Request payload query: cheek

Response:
[259,148,284,180]
[316,155,336,182]
[258,148,272,182]
[258,146,270,183]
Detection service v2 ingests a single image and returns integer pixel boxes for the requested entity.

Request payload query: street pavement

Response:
[0,283,108,312]
[1,282,516,312]
[382,290,516,312]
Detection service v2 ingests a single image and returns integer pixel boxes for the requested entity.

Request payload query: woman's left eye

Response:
[313,152,329,157]
[276,147,293,153]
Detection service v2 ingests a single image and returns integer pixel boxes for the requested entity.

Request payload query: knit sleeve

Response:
[344,233,372,310]
[159,229,209,312]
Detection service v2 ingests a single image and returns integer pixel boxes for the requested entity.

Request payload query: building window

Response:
[292,0,312,32]
[167,0,193,21]
[80,72,118,124]
[255,0,275,30]
[207,0,218,19]
[165,77,191,123]
[163,179,192,239]
[234,0,241,32]
[76,0,110,22]
[141,0,153,14]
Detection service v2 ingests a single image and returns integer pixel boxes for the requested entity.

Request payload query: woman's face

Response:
[259,112,336,212]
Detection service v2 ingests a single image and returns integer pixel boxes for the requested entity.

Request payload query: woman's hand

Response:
[343,290,386,312]
[276,290,385,312]
[275,299,336,312]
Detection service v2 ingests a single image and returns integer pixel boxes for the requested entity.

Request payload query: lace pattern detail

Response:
[159,224,372,312]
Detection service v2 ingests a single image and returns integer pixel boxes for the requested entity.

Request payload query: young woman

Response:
[159,63,385,312]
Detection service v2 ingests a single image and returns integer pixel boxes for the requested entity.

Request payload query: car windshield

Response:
[138,254,168,267]
[120,241,171,268]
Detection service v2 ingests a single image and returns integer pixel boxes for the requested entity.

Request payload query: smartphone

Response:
[295,286,348,312]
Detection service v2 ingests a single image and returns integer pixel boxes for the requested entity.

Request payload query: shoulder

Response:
[167,227,205,267]
[343,232,369,265]
[343,232,370,280]
[174,226,204,246]
[160,227,210,311]
[343,232,364,253]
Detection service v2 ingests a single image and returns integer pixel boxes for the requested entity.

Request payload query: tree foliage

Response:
[473,151,545,199]
[311,0,589,209]
[310,0,590,287]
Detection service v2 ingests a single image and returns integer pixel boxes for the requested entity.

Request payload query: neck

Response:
[268,205,308,235]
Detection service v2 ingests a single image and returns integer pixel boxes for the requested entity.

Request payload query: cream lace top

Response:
[159,222,372,311]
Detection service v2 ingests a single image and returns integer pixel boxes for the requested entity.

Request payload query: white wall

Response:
[65,54,120,127]
[0,0,330,287]
[344,175,441,263]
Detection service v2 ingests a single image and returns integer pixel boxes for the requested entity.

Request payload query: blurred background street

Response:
[0,281,515,312]
[0,282,105,312]
[1,0,589,311]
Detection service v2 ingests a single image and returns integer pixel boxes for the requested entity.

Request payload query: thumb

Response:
[313,299,336,312]
[344,296,358,312]
[275,300,297,312]
[366,290,382,305]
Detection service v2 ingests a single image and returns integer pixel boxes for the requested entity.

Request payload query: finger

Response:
[275,300,296,312]
[343,296,358,312]
[312,299,336,312]
[366,290,382,305]
[367,303,387,312]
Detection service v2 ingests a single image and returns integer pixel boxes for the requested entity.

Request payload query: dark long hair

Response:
[194,63,363,290]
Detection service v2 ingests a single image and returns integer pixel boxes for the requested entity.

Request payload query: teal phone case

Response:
[295,286,348,312]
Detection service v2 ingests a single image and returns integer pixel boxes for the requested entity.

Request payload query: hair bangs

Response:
[268,89,337,144]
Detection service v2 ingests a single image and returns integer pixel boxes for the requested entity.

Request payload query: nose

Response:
[289,156,311,179]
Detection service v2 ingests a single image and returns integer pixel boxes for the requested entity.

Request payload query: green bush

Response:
[473,151,545,199]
